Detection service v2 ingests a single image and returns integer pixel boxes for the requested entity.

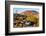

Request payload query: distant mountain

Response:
[19,10,39,15]
[14,10,39,18]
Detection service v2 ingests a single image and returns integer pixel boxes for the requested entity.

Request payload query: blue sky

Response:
[13,8,39,13]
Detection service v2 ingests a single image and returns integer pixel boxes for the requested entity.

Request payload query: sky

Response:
[13,8,39,13]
